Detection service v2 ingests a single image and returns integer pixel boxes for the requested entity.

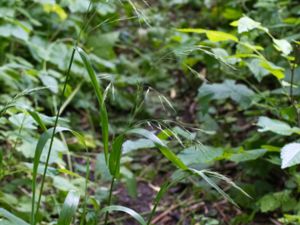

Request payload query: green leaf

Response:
[259,191,295,213]
[230,149,267,163]
[0,23,30,41]
[257,116,300,136]
[177,28,238,42]
[31,127,85,224]
[127,128,188,170]
[9,113,36,130]
[190,169,238,207]
[178,145,223,165]
[198,80,254,108]
[57,190,80,225]
[232,16,264,33]
[100,205,146,225]
[260,60,285,79]
[281,143,300,169]
[39,71,58,94]
[273,39,293,56]
[0,208,29,225]
[259,194,280,212]
[27,111,47,131]
[42,3,67,21]
[77,47,109,162]
[109,135,124,177]
[122,138,155,154]
[246,59,269,81]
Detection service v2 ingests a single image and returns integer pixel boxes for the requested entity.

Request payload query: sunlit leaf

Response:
[281,143,300,169]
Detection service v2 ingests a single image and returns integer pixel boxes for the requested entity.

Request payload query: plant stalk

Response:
[32,48,76,225]
[104,177,115,225]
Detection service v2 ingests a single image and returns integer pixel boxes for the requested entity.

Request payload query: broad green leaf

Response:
[178,145,223,165]
[257,116,300,136]
[77,47,109,162]
[230,149,267,163]
[109,135,124,177]
[61,0,90,13]
[273,39,293,56]
[9,113,36,129]
[246,59,269,81]
[259,194,280,212]
[53,176,78,192]
[198,80,254,108]
[43,3,67,20]
[260,60,285,79]
[57,190,80,225]
[231,16,265,33]
[259,191,295,212]
[122,138,155,154]
[0,23,30,41]
[281,143,300,169]
[100,205,146,225]
[0,208,29,225]
[39,71,58,94]
[177,28,238,42]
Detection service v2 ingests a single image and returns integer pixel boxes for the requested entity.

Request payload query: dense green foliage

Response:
[1,0,300,224]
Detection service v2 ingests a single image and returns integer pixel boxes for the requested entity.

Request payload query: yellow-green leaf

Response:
[260,60,285,79]
[177,28,238,42]
[43,3,67,21]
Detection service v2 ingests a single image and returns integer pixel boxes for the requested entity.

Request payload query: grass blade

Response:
[31,127,86,225]
[127,128,188,170]
[27,110,47,131]
[109,135,124,178]
[100,205,147,225]
[57,190,81,225]
[190,168,238,207]
[0,208,29,225]
[77,47,109,163]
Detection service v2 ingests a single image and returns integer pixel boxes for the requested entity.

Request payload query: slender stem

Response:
[146,202,158,225]
[289,45,300,127]
[290,58,296,104]
[80,157,90,225]
[32,48,76,225]
[31,2,94,224]
[104,177,115,225]
[146,183,168,225]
